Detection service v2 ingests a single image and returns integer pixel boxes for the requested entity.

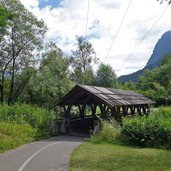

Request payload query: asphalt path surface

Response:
[0,136,84,171]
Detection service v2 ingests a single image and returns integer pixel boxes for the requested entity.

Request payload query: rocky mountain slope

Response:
[119,31,171,82]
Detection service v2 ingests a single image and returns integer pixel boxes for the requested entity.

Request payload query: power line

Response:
[104,0,132,62]
[118,5,169,71]
[85,0,91,36]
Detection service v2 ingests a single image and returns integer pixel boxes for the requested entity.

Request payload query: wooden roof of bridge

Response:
[57,84,154,108]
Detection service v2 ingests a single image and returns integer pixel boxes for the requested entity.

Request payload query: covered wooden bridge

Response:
[55,84,154,134]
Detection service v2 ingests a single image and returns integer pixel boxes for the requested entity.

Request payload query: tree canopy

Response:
[96,63,118,88]
[70,36,98,84]
[0,6,12,40]
[137,54,171,105]
[0,0,47,104]
[1,0,169,109]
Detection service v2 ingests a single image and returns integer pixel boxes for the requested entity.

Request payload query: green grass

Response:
[0,103,56,137]
[0,121,37,153]
[0,103,56,153]
[70,142,171,171]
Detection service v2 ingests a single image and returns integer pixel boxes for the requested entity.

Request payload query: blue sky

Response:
[20,0,171,76]
[39,0,61,9]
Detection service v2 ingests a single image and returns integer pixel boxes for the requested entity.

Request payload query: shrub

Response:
[122,107,171,148]
[90,120,122,144]
[0,103,56,137]
[0,121,37,152]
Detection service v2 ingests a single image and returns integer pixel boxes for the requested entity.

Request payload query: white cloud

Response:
[20,0,39,9]
[20,0,171,76]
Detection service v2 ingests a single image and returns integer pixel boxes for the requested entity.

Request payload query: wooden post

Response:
[142,105,146,115]
[142,104,150,116]
[147,104,150,114]
[117,106,122,123]
[99,104,105,118]
[62,105,71,133]
[122,106,128,116]
[90,104,97,117]
[111,107,118,121]
[130,106,135,115]
[137,105,142,116]
[78,104,86,119]
[99,104,109,119]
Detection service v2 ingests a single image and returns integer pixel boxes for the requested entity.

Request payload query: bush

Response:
[90,120,121,144]
[122,107,171,148]
[0,103,56,137]
[0,121,37,152]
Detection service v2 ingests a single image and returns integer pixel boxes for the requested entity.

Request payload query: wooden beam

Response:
[130,106,135,115]
[137,105,142,116]
[78,104,86,119]
[111,107,118,120]
[62,105,72,118]
[122,106,128,116]
[99,104,109,118]
[90,104,97,116]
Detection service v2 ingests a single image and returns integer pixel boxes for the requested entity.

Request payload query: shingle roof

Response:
[57,84,154,107]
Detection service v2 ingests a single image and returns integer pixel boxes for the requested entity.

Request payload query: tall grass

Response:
[90,120,122,144]
[0,121,37,153]
[0,103,57,153]
[0,103,56,136]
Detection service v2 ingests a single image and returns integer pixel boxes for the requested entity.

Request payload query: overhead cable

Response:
[104,0,132,62]
[119,5,169,70]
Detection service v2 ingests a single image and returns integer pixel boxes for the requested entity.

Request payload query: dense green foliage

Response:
[70,142,171,171]
[90,120,121,144]
[137,55,171,105]
[0,122,36,153]
[0,0,47,105]
[96,63,118,87]
[91,107,171,149]
[0,103,56,136]
[0,6,12,39]
[0,103,56,152]
[18,44,74,108]
[121,54,171,105]
[70,36,98,84]
[122,107,171,148]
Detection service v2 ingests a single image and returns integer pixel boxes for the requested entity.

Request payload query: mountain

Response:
[119,30,171,82]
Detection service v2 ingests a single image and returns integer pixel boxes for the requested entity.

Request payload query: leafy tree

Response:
[0,6,12,40]
[0,0,47,104]
[122,81,136,91]
[19,44,74,108]
[95,63,118,88]
[70,36,98,84]
[137,54,171,105]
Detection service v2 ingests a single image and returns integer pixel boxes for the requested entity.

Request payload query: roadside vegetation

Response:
[122,107,171,148]
[70,142,171,171]
[0,122,36,153]
[70,107,171,170]
[91,106,171,149]
[0,103,56,153]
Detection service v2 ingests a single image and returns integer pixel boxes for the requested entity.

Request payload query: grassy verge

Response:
[0,121,37,153]
[0,103,56,153]
[70,142,171,171]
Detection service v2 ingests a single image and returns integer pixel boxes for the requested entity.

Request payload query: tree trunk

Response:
[0,70,6,105]
[0,81,4,104]
[8,58,15,105]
